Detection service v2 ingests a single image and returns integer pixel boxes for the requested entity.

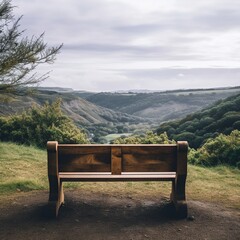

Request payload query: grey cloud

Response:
[64,43,169,53]
[114,7,240,35]
[114,24,161,34]
[63,43,204,61]
[121,68,240,81]
[191,8,240,31]
[12,0,240,91]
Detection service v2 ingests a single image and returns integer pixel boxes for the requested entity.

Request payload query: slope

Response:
[156,93,240,148]
[86,87,240,122]
[0,90,146,125]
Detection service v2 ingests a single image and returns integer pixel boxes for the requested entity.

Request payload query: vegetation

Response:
[0,89,145,124]
[1,142,239,208]
[113,131,175,144]
[86,122,155,143]
[0,142,47,195]
[1,87,240,144]
[85,87,240,121]
[0,0,62,95]
[189,130,240,168]
[0,99,88,147]
[99,133,131,144]
[157,93,240,148]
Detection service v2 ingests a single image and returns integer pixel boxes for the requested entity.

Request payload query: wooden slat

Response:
[111,146,122,175]
[58,145,111,154]
[57,144,178,173]
[122,148,177,172]
[121,145,177,154]
[59,172,176,182]
[59,153,111,172]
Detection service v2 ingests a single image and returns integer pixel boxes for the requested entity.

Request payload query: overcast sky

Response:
[13,0,240,92]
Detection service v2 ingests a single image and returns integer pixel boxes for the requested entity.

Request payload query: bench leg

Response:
[170,176,188,218]
[48,177,64,218]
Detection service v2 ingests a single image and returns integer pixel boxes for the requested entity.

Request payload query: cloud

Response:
[11,0,240,91]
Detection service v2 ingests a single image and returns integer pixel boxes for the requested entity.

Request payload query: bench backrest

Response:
[47,142,188,175]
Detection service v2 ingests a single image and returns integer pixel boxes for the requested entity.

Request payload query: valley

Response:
[1,86,240,143]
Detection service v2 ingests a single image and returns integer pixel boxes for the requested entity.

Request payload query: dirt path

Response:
[0,190,239,240]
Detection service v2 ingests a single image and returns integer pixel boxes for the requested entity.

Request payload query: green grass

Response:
[0,142,239,209]
[187,165,240,208]
[0,142,47,194]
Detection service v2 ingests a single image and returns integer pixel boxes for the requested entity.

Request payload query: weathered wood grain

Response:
[121,146,177,172]
[59,153,111,172]
[58,145,111,154]
[111,146,122,175]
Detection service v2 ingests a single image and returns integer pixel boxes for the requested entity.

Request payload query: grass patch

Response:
[0,141,239,209]
[0,142,48,194]
[0,181,44,194]
[187,165,240,208]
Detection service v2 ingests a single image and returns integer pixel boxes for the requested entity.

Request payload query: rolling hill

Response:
[85,87,240,122]
[156,93,240,148]
[1,86,240,143]
[0,90,146,125]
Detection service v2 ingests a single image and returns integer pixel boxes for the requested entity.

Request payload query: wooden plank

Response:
[121,145,177,154]
[111,146,122,175]
[59,153,111,172]
[58,145,111,155]
[59,172,176,182]
[122,151,177,172]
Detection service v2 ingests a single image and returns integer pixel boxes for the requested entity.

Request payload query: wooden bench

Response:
[47,141,188,218]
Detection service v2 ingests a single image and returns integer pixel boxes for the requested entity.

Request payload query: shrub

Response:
[0,99,88,147]
[113,131,175,144]
[188,130,240,168]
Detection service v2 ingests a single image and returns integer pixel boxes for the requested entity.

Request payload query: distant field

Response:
[0,142,239,208]
[101,133,132,143]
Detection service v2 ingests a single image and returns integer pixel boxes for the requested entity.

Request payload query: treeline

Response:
[156,94,240,148]
[113,131,174,144]
[0,99,88,148]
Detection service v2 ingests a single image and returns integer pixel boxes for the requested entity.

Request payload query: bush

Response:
[113,131,175,144]
[188,130,240,168]
[0,99,88,147]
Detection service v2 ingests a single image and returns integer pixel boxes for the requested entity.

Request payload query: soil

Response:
[0,190,239,240]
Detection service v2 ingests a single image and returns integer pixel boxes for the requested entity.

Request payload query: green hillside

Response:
[1,87,240,143]
[0,90,150,142]
[0,90,145,125]
[85,87,240,122]
[156,93,240,148]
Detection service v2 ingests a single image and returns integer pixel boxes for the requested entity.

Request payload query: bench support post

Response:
[171,141,188,218]
[47,141,64,217]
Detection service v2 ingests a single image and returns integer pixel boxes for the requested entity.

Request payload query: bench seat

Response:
[59,172,176,181]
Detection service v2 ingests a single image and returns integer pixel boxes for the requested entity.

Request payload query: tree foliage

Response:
[0,0,62,94]
[0,99,89,147]
[157,94,240,148]
[188,130,240,168]
[113,131,175,144]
